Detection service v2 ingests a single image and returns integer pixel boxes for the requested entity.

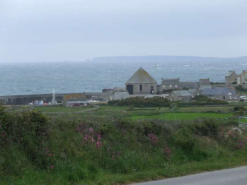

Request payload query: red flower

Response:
[50,165,54,169]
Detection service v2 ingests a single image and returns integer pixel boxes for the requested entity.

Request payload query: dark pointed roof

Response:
[126,68,157,84]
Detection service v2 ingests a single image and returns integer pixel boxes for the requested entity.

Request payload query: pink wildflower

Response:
[89,127,94,133]
[97,134,101,140]
[164,146,172,159]
[48,153,54,157]
[236,140,245,149]
[148,133,159,145]
[84,134,89,142]
[50,165,54,169]
[96,140,102,149]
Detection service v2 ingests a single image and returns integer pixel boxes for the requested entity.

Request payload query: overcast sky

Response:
[1,0,247,63]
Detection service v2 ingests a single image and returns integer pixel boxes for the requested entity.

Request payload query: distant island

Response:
[87,55,247,63]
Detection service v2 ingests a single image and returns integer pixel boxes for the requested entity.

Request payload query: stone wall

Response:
[132,83,157,94]
[0,92,104,105]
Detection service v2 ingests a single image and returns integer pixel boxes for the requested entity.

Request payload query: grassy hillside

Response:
[1,104,247,185]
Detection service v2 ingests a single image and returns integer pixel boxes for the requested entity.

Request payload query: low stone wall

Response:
[0,92,104,105]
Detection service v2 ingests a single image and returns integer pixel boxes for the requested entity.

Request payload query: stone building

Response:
[199,78,211,89]
[102,88,129,101]
[225,71,238,85]
[126,68,157,95]
[161,78,200,91]
[239,70,247,85]
[200,87,237,100]
[225,70,247,86]
[180,82,199,90]
[171,89,197,102]
[161,78,180,91]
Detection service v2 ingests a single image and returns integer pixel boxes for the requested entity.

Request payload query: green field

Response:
[30,105,237,122]
[131,112,233,121]
[34,105,91,113]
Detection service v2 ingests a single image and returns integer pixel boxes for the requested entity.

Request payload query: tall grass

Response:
[0,105,246,185]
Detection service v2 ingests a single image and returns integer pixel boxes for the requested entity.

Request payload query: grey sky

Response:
[1,0,247,63]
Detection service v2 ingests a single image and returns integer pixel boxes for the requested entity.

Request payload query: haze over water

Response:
[1,58,247,96]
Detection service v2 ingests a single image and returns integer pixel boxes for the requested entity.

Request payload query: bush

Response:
[236,85,247,92]
[0,106,50,174]
[109,97,170,107]
[190,120,219,138]
[181,95,228,106]
[109,95,227,108]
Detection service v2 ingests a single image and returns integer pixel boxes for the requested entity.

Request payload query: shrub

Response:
[0,106,51,174]
[173,127,195,154]
[108,97,170,107]
[236,85,247,92]
[180,95,228,106]
[190,120,219,138]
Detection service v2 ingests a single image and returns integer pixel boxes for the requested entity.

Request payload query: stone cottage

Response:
[225,71,238,85]
[126,68,157,95]
[200,87,237,100]
[225,70,247,86]
[161,78,180,91]
[199,78,211,89]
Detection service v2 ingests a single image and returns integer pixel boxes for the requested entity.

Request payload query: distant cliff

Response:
[88,55,247,63]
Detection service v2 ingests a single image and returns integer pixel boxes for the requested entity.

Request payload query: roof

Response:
[126,68,157,84]
[199,78,210,85]
[201,87,236,97]
[172,90,193,97]
[180,82,199,89]
[162,78,180,85]
[227,71,237,76]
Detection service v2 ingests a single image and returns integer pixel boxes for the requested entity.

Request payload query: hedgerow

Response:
[0,105,246,185]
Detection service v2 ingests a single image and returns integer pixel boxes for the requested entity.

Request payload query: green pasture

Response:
[34,105,91,113]
[30,105,237,121]
[131,112,233,121]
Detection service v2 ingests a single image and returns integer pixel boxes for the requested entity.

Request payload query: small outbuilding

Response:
[200,87,237,100]
[199,78,211,89]
[126,68,157,95]
[171,90,195,102]
[161,78,180,91]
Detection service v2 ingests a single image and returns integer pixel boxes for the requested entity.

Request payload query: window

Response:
[139,85,142,92]
[151,86,154,94]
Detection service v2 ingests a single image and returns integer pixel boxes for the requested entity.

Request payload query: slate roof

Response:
[180,82,199,89]
[126,68,157,84]
[162,78,180,85]
[172,90,193,97]
[199,78,211,85]
[201,87,236,97]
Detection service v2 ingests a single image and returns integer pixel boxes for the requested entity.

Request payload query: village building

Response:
[200,87,237,100]
[161,78,180,91]
[171,90,196,102]
[126,68,157,95]
[180,82,199,90]
[161,78,200,91]
[102,87,129,101]
[199,78,211,89]
[65,100,89,107]
[239,70,247,85]
[225,71,238,85]
[225,70,247,87]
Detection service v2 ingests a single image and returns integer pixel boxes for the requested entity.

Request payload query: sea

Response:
[0,59,247,96]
